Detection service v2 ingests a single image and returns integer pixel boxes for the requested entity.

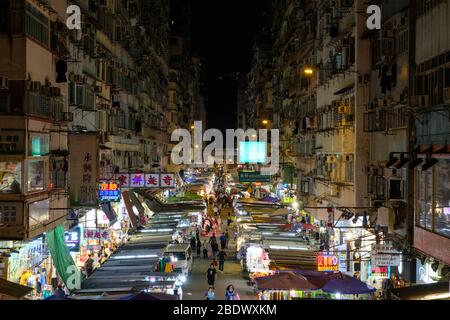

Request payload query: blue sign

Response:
[98,180,121,202]
[65,227,81,252]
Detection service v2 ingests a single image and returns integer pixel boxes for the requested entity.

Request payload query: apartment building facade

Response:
[0,0,71,241]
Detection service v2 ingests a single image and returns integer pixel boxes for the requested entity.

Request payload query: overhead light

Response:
[422,153,438,171]
[262,119,269,125]
[395,154,409,169]
[386,154,399,168]
[112,254,158,260]
[304,67,314,75]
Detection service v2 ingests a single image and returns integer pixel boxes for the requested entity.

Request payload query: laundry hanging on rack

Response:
[379,61,397,94]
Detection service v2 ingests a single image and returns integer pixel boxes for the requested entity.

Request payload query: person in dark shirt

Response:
[206,264,217,287]
[218,250,227,272]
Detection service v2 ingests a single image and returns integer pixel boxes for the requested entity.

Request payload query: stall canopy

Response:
[319,273,376,294]
[119,291,178,300]
[390,282,450,300]
[47,225,79,290]
[0,278,33,299]
[255,272,319,291]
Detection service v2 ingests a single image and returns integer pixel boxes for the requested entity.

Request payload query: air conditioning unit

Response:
[30,81,41,92]
[62,112,74,122]
[444,87,450,103]
[95,85,102,93]
[50,87,60,96]
[330,185,340,197]
[0,76,8,89]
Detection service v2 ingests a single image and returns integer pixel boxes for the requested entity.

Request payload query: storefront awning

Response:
[333,84,355,95]
[0,278,33,299]
[390,282,450,300]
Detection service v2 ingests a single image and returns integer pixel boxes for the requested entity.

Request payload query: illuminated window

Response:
[0,161,22,193]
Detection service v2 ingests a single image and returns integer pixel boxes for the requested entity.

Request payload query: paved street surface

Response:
[183,208,257,300]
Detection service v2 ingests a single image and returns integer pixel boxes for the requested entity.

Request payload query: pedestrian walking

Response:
[205,287,216,300]
[196,239,201,257]
[225,285,240,300]
[203,246,208,259]
[227,213,232,227]
[211,241,219,260]
[206,264,217,287]
[84,253,94,277]
[220,234,227,250]
[218,250,227,272]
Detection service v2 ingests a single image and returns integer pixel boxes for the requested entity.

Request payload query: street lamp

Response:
[262,119,269,125]
[303,67,314,76]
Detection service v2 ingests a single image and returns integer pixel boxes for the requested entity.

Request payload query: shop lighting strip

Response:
[111,254,158,260]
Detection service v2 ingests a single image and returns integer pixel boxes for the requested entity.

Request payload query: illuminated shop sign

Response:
[65,227,81,252]
[369,266,391,279]
[98,180,121,202]
[115,173,175,188]
[238,141,267,164]
[317,254,339,272]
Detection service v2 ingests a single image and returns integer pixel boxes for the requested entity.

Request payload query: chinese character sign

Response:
[130,174,145,187]
[118,174,130,187]
[317,254,339,272]
[161,173,175,188]
[69,133,99,207]
[98,180,121,202]
[84,229,110,241]
[115,172,175,189]
[145,174,160,187]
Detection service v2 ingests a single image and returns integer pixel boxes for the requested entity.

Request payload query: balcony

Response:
[0,91,64,121]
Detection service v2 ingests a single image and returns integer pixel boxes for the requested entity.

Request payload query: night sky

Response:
[191,0,269,132]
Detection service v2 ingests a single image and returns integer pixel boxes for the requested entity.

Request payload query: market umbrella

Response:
[119,291,178,300]
[255,272,320,291]
[262,196,279,203]
[319,273,376,294]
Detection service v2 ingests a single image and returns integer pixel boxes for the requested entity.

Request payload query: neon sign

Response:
[317,254,339,272]
[98,180,121,202]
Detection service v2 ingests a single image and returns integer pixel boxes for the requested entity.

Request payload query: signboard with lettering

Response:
[371,242,401,267]
[130,173,145,187]
[369,266,391,279]
[98,180,121,202]
[238,171,271,183]
[114,173,175,188]
[317,254,339,272]
[84,228,110,241]
[145,174,160,187]
[160,173,175,188]
[65,227,81,252]
[69,133,99,207]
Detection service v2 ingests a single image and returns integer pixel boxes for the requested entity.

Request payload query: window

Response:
[417,159,450,237]
[0,204,18,224]
[27,159,45,192]
[434,159,450,237]
[25,3,49,47]
[397,30,408,55]
[29,134,49,157]
[0,161,22,193]
[28,199,49,230]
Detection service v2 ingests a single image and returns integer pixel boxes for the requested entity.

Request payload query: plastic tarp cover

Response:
[47,225,78,290]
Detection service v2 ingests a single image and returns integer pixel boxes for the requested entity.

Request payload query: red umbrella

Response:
[255,271,320,291]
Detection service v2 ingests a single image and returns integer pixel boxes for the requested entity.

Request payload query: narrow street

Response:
[183,207,257,300]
